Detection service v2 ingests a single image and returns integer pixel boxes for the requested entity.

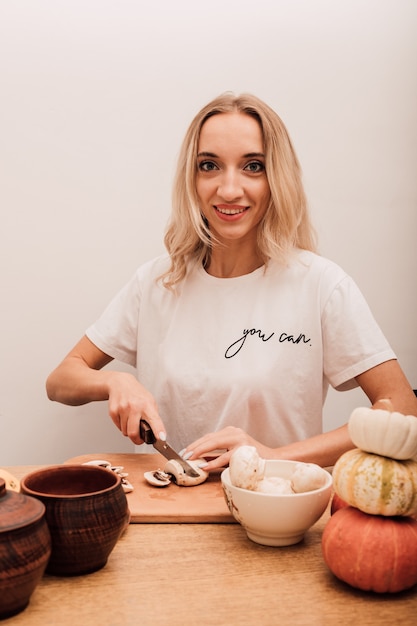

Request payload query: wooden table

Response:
[3,465,416,626]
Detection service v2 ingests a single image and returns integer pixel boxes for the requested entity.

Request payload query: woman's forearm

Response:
[46,357,114,405]
[269,425,353,467]
[45,335,116,405]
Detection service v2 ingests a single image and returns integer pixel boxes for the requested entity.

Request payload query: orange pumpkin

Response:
[322,506,417,593]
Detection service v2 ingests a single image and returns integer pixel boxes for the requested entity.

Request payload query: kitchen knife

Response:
[139,419,200,478]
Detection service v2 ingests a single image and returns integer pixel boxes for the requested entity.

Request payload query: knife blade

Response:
[139,419,200,478]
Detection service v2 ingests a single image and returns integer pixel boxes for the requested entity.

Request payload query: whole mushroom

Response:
[229,446,266,490]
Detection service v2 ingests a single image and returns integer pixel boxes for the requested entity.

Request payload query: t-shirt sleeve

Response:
[86,271,141,367]
[322,275,396,391]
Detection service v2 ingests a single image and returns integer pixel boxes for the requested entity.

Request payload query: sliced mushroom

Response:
[83,459,112,469]
[144,469,172,487]
[0,468,20,492]
[120,477,134,493]
[82,460,133,493]
[163,459,208,486]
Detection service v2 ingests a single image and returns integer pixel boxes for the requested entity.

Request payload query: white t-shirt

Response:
[86,250,395,451]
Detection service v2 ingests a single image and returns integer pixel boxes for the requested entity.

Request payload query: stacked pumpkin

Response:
[322,402,417,593]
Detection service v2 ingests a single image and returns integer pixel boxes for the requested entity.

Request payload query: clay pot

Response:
[20,465,130,576]
[0,478,51,619]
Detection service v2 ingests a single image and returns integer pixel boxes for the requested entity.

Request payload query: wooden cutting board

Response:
[65,453,235,524]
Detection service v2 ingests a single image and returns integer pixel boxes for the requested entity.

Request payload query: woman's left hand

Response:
[182,426,272,471]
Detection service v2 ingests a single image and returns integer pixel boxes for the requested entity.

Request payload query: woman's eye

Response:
[244,161,265,173]
[198,160,218,172]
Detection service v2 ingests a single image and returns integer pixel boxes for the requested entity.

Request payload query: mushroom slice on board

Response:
[144,469,172,487]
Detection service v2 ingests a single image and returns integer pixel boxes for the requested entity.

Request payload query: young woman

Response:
[46,93,417,470]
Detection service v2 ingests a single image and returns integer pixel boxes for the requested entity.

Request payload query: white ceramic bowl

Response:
[221,460,332,546]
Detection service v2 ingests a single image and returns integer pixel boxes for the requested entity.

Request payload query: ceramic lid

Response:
[0,479,46,533]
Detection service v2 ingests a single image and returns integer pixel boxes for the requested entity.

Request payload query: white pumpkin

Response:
[348,406,417,460]
[332,448,417,517]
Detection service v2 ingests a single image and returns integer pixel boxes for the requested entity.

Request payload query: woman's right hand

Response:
[106,371,165,444]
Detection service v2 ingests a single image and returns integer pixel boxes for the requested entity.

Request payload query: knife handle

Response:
[139,419,156,445]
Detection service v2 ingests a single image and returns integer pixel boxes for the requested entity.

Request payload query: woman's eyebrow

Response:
[197,151,265,158]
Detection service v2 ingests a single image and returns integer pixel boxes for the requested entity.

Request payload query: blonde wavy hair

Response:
[161,92,317,290]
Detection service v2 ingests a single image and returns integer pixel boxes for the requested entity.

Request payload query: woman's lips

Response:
[215,204,248,216]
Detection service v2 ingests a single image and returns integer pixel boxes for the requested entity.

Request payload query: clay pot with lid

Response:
[0,478,51,619]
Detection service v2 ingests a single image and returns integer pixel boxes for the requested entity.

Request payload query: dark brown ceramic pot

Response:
[20,465,130,576]
[0,478,51,619]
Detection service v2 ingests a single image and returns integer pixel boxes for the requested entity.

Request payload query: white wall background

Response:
[1,0,416,465]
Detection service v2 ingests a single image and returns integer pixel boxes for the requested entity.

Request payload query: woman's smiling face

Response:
[196,112,271,248]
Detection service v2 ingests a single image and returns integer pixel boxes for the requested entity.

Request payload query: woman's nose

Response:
[217,169,243,200]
